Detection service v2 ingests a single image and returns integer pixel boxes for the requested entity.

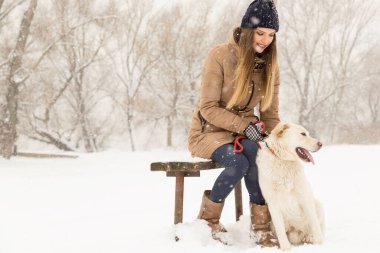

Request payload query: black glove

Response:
[243,121,268,142]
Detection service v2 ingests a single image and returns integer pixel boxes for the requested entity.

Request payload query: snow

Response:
[0,145,380,253]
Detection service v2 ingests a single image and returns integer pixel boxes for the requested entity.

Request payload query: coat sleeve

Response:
[260,67,280,132]
[199,46,251,134]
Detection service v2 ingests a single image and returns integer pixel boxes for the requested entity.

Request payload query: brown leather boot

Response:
[250,203,279,247]
[198,190,227,239]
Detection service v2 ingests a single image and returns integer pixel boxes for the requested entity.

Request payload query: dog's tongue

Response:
[302,148,315,164]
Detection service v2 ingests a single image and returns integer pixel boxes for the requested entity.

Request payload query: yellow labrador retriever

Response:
[256,122,325,250]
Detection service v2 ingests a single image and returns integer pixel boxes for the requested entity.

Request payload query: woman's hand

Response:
[243,121,268,142]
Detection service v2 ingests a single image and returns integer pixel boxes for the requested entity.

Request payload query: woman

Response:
[188,0,280,247]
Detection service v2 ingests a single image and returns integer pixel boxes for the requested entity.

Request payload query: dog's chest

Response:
[270,162,303,192]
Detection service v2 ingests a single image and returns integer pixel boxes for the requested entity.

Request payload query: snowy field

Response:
[0,145,380,253]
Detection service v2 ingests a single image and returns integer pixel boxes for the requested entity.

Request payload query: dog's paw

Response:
[303,233,323,244]
[302,235,312,244]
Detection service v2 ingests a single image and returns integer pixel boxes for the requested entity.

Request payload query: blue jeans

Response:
[209,139,265,205]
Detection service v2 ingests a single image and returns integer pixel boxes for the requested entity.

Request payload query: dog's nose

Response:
[317,141,323,148]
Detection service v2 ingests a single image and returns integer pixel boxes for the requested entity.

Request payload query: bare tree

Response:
[0,0,26,24]
[20,0,115,152]
[147,0,249,148]
[0,0,37,159]
[151,2,214,147]
[106,0,160,151]
[334,43,380,144]
[278,0,378,141]
[1,0,378,155]
[324,0,378,141]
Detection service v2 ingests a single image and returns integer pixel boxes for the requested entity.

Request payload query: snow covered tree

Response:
[19,0,117,152]
[104,0,161,151]
[278,0,378,142]
[146,0,249,148]
[0,0,37,159]
[150,2,214,147]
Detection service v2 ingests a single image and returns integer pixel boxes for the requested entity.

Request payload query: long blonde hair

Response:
[227,27,278,112]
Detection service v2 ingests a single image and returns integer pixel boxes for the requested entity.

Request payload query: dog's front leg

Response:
[300,195,323,244]
[267,201,292,251]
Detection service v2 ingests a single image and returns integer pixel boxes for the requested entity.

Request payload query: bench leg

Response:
[167,171,200,226]
[234,181,243,221]
[174,174,243,223]
[174,172,185,224]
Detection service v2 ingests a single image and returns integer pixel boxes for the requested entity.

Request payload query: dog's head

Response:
[269,122,322,164]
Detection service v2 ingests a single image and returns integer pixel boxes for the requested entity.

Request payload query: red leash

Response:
[233,135,262,153]
[233,120,266,153]
[233,135,247,153]
[234,136,276,157]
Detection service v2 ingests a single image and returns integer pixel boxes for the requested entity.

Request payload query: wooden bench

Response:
[150,160,243,225]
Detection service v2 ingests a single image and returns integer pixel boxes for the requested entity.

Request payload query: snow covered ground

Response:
[0,145,379,253]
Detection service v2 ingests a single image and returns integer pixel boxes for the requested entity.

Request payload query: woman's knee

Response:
[240,139,259,158]
[211,144,235,160]
[217,153,250,177]
[212,146,250,175]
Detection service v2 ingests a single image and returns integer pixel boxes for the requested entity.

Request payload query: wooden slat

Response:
[166,171,200,177]
[16,152,78,159]
[150,161,223,172]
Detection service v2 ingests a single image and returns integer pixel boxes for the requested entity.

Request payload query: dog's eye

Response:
[301,132,307,136]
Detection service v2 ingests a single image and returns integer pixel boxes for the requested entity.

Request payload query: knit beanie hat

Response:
[241,0,279,32]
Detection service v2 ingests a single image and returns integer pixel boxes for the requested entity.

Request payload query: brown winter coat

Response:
[188,43,280,159]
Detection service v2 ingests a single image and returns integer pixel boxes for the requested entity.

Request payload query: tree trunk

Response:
[0,0,38,159]
[166,115,172,147]
[127,106,135,152]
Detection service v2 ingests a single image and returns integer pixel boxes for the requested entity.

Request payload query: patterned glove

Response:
[243,121,268,142]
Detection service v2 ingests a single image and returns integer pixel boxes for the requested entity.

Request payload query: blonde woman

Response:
[188,0,280,247]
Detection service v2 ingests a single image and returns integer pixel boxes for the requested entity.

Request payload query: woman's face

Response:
[252,27,276,53]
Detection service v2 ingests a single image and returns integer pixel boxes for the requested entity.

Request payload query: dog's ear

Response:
[272,123,289,138]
